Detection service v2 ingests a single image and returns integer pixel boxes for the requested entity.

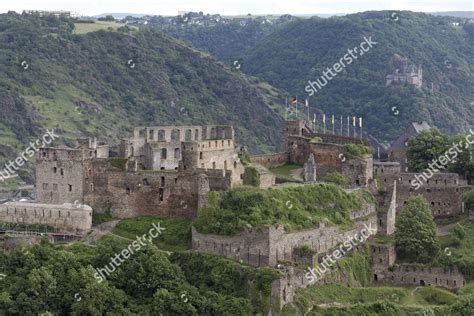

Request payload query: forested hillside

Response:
[0,13,285,185]
[154,11,474,142]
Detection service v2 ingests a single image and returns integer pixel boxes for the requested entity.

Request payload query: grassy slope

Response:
[269,163,303,182]
[112,216,192,251]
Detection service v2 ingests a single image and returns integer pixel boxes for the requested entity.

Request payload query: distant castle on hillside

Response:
[386,54,422,89]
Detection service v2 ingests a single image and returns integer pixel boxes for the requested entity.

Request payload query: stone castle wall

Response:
[397,173,465,218]
[192,201,377,267]
[271,245,368,310]
[371,244,465,290]
[342,155,373,186]
[85,165,208,219]
[36,148,87,205]
[0,202,92,233]
[374,162,466,218]
[250,152,289,169]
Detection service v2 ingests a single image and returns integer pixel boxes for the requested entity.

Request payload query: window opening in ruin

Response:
[174,148,180,159]
[60,168,64,176]
[159,188,164,201]
[158,130,165,141]
[68,184,72,191]
[200,152,203,159]
[161,148,167,160]
[53,167,57,173]
[160,176,165,187]
[212,162,216,169]
[143,178,150,186]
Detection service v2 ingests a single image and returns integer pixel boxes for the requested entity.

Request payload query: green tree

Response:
[407,128,450,172]
[448,134,474,181]
[395,195,439,263]
[464,190,474,211]
[98,15,115,22]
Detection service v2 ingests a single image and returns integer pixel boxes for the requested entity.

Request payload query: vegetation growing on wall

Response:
[194,183,374,235]
[343,144,374,159]
[322,171,348,185]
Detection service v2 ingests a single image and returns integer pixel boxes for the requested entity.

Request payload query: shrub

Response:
[294,245,315,257]
[453,223,466,240]
[343,144,373,159]
[244,166,260,187]
[322,171,348,185]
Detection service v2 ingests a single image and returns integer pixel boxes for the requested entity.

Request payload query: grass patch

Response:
[372,234,395,245]
[437,220,474,280]
[269,163,302,182]
[321,171,348,185]
[108,158,128,171]
[73,21,135,34]
[112,216,192,251]
[284,284,465,315]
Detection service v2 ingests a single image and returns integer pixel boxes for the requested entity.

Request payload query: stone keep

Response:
[303,154,317,183]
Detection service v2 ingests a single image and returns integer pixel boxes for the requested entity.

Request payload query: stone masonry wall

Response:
[397,173,465,218]
[36,148,86,205]
[0,202,92,233]
[250,152,289,169]
[192,202,377,267]
[85,168,207,219]
[371,244,465,290]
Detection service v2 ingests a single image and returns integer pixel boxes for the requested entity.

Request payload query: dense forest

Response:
[153,11,474,143]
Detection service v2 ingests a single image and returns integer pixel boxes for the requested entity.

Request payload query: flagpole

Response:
[353,116,356,137]
[347,116,349,137]
[332,115,335,135]
[295,96,298,120]
[285,97,288,121]
[360,117,362,140]
[323,114,326,134]
[306,98,309,122]
[340,116,343,136]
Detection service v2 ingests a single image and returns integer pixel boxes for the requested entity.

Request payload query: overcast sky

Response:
[1,0,472,16]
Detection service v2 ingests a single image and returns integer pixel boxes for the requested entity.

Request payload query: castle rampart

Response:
[0,202,92,233]
[192,201,377,267]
